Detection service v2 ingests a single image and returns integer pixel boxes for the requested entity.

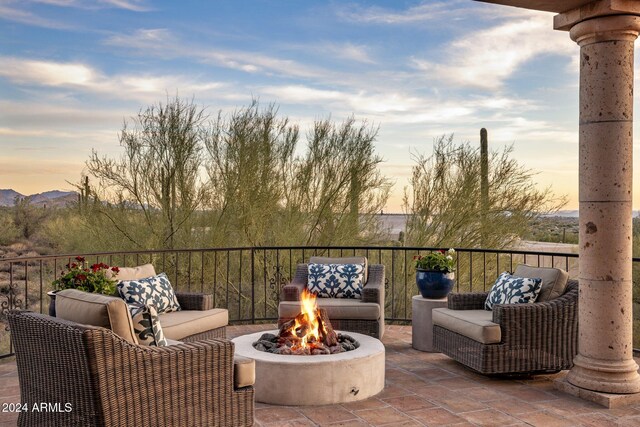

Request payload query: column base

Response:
[566,354,640,394]
[555,376,640,408]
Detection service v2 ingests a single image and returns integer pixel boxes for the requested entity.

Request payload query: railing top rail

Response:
[0,246,256,263]
[0,245,587,264]
[252,245,581,258]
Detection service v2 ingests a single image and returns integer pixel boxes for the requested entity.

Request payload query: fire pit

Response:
[232,290,385,405]
[233,330,384,405]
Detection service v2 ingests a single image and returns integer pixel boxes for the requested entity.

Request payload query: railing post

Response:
[251,247,255,324]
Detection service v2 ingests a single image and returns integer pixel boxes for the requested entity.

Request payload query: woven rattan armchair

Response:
[7,310,254,427]
[433,279,578,375]
[110,263,227,341]
[279,261,385,338]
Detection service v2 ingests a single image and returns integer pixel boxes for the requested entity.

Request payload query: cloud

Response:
[257,84,482,125]
[0,3,72,28]
[32,0,151,11]
[411,13,576,89]
[297,42,376,64]
[259,84,426,115]
[104,29,332,80]
[99,0,149,12]
[336,0,531,26]
[0,0,150,28]
[332,42,375,64]
[0,127,78,138]
[338,0,467,25]
[0,55,230,103]
[0,57,96,86]
[0,101,128,132]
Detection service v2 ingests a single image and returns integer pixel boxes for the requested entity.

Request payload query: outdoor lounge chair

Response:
[278,256,385,339]
[432,279,578,375]
[7,310,254,427]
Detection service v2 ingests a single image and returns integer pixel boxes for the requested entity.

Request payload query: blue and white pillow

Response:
[128,303,167,347]
[118,273,181,314]
[307,263,364,298]
[485,272,543,310]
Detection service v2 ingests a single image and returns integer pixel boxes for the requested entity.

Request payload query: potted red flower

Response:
[48,256,120,316]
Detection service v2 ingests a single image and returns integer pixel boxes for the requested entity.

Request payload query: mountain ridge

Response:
[0,189,77,207]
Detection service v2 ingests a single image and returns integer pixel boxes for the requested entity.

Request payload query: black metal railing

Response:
[0,245,593,359]
[7,245,640,358]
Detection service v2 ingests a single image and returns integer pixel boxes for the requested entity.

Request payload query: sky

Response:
[0,0,635,212]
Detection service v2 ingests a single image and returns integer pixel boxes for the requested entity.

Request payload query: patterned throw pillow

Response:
[117,273,181,314]
[485,272,543,310]
[307,263,365,298]
[128,303,167,347]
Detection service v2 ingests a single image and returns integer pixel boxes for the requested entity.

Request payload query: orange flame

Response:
[291,289,320,350]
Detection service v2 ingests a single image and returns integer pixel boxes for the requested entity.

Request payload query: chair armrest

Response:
[493,284,579,346]
[363,264,385,305]
[281,264,307,301]
[447,292,489,310]
[87,332,254,426]
[175,292,213,311]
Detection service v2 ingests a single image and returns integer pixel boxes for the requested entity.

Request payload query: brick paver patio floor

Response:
[3,324,640,426]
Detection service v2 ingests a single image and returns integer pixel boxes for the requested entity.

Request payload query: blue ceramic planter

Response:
[416,270,455,299]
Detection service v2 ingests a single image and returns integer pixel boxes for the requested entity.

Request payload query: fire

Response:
[278,289,338,354]
[291,289,321,350]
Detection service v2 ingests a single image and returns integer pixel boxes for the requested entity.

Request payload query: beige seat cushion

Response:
[513,264,569,302]
[234,356,255,388]
[278,298,380,320]
[159,309,228,340]
[309,256,369,283]
[432,308,501,344]
[107,263,157,281]
[55,289,138,344]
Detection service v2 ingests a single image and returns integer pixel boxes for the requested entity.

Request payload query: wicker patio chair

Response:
[432,279,578,375]
[7,310,254,427]
[279,258,385,339]
[109,263,227,341]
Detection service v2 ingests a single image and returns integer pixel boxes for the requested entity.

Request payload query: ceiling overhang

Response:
[475,0,640,30]
[474,0,596,13]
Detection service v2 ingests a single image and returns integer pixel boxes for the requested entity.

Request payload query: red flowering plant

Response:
[413,249,456,273]
[52,256,119,295]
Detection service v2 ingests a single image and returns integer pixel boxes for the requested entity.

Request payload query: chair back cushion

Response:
[107,263,156,281]
[55,289,138,344]
[307,263,365,298]
[117,272,181,314]
[309,256,368,283]
[279,298,380,320]
[513,264,569,302]
[484,272,542,310]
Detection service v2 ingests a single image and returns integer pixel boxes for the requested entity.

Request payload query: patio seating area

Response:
[1,247,640,425]
[3,324,640,427]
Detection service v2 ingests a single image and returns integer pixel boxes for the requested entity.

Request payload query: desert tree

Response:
[403,134,566,249]
[12,196,48,240]
[291,117,391,246]
[87,96,209,249]
[204,102,390,247]
[204,101,298,246]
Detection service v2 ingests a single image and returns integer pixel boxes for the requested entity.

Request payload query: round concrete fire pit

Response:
[232,330,385,406]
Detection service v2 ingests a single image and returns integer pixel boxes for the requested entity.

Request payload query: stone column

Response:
[567,15,640,394]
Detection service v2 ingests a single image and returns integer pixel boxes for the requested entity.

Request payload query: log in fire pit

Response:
[232,289,385,406]
[253,290,359,355]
